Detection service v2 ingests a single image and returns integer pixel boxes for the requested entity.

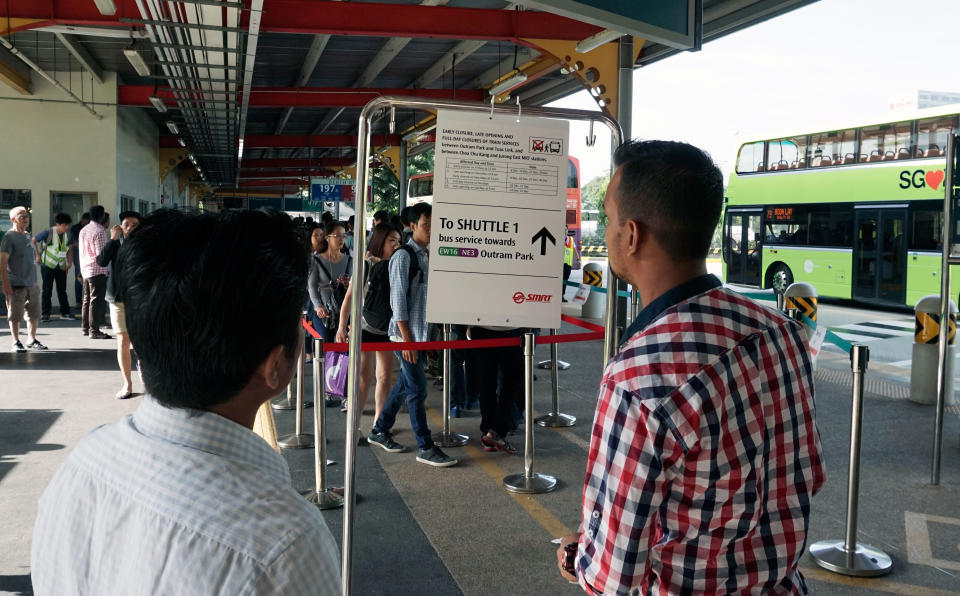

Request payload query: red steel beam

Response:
[238,169,335,179]
[256,1,602,41]
[0,0,141,34]
[159,134,400,148]
[120,85,482,108]
[241,158,355,169]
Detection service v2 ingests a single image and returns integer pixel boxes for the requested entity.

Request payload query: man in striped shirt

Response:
[557,140,825,594]
[78,205,112,339]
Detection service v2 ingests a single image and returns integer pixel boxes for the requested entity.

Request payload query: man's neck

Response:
[632,260,708,310]
[413,238,428,250]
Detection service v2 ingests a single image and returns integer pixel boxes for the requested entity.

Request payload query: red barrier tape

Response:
[302,315,604,352]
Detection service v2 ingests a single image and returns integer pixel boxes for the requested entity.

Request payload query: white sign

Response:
[425,109,569,328]
[808,325,827,363]
[571,284,591,306]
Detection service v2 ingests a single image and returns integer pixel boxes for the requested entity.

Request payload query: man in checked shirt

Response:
[557,140,825,595]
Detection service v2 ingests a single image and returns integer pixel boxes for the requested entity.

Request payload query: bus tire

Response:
[767,263,793,293]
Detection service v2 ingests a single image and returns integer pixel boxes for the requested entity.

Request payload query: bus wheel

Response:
[768,264,793,293]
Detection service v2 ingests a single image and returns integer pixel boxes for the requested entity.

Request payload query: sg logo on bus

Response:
[899,169,945,191]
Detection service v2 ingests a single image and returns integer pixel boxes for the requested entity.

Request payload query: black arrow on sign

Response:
[531,226,556,256]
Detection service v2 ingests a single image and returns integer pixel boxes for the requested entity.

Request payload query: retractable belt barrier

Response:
[301,313,605,354]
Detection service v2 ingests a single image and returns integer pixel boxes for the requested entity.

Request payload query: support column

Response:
[399,140,408,213]
[613,36,635,333]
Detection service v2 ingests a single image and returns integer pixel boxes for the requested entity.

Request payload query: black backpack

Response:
[362,245,421,334]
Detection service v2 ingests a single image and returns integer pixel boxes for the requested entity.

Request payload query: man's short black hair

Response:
[80,212,90,222]
[408,202,431,224]
[118,210,141,223]
[612,140,723,261]
[54,213,72,225]
[89,205,107,225]
[399,206,410,226]
[373,209,388,223]
[116,209,309,410]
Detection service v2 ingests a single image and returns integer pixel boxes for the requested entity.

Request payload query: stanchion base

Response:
[809,540,893,577]
[271,398,296,411]
[303,489,344,510]
[536,359,572,370]
[503,472,558,494]
[535,413,576,427]
[432,431,469,447]
[278,433,315,449]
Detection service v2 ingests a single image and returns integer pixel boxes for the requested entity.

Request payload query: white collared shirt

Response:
[31,396,340,595]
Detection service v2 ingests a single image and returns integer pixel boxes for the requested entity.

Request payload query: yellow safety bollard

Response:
[910,295,957,405]
[784,282,819,371]
[581,262,604,319]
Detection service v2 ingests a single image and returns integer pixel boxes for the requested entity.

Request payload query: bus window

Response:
[917,116,956,158]
[567,159,579,188]
[862,121,916,161]
[808,204,852,246]
[810,129,856,167]
[736,141,765,173]
[764,205,807,244]
[910,204,943,250]
[767,137,806,170]
[407,173,433,206]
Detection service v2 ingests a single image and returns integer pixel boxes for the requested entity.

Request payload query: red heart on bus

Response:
[926,169,944,190]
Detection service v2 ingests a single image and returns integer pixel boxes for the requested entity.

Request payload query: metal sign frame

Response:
[933,133,959,485]
[342,96,623,594]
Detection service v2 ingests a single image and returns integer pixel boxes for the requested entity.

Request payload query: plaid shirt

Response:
[577,275,825,595]
[78,221,109,278]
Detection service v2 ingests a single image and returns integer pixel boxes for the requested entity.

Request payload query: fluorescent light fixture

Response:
[93,0,117,16]
[123,48,150,77]
[148,96,167,113]
[574,29,624,54]
[166,121,179,135]
[188,154,197,164]
[238,138,244,160]
[488,71,528,97]
[177,138,186,147]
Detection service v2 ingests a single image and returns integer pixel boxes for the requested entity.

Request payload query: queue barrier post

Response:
[809,344,892,577]
[504,333,558,494]
[432,324,468,447]
[303,338,344,509]
[279,332,314,449]
[535,328,576,428]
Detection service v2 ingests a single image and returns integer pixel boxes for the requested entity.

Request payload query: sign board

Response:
[425,109,569,328]
[308,177,356,210]
[523,0,696,49]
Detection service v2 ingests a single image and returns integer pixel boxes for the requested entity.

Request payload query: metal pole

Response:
[304,338,344,509]
[279,332,314,449]
[535,329,575,428]
[810,344,892,576]
[504,333,557,493]
[932,133,955,485]
[433,324,468,446]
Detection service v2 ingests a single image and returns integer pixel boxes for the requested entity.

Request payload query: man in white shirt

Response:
[32,209,340,595]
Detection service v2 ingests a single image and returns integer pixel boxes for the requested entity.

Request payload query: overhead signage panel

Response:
[307,177,359,210]
[426,109,569,329]
[523,0,695,49]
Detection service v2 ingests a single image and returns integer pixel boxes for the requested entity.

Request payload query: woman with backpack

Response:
[336,223,401,422]
[308,221,351,346]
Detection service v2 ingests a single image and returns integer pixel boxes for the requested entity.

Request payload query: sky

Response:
[548,0,960,184]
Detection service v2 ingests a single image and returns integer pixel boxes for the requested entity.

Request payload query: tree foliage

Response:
[369,150,434,216]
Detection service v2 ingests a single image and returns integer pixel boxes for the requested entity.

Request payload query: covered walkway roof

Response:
[0,0,817,191]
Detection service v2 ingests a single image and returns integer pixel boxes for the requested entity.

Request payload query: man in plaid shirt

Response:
[78,205,112,339]
[557,140,825,594]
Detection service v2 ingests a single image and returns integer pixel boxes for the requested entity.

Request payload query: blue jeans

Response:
[374,352,433,450]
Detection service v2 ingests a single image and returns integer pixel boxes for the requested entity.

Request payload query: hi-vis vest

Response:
[41,228,69,270]
[563,234,575,266]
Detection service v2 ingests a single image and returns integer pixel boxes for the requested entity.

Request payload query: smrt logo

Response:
[513,292,552,304]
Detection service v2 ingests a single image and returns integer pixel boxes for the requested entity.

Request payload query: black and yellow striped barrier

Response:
[915,311,956,345]
[785,295,818,322]
[581,245,607,256]
[583,269,602,287]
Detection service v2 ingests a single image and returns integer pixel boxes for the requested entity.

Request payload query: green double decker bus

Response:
[723,106,957,307]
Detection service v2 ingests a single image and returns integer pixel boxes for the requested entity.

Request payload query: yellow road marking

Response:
[424,407,572,538]
[800,567,960,596]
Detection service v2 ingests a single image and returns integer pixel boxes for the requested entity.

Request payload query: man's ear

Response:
[624,219,644,256]
[258,344,290,391]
